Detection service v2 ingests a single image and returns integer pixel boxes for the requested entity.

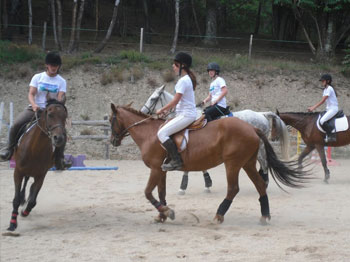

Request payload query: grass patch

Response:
[0,41,44,64]
[119,50,150,63]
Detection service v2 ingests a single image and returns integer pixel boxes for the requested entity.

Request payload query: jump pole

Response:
[326,147,338,166]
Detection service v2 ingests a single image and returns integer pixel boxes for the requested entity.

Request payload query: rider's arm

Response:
[212,86,227,105]
[308,96,328,112]
[156,93,182,115]
[28,86,39,112]
[57,91,66,104]
[203,93,212,104]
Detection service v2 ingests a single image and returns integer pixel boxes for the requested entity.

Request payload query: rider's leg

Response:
[53,131,72,170]
[158,115,195,171]
[320,108,338,142]
[0,108,34,161]
[204,105,227,122]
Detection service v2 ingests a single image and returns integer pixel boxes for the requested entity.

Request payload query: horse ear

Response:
[111,103,117,113]
[126,102,133,108]
[160,84,165,91]
[276,109,280,116]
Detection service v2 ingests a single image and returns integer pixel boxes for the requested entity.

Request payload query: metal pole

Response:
[9,102,13,128]
[42,21,47,51]
[248,34,253,60]
[0,102,4,134]
[103,115,110,159]
[140,27,144,53]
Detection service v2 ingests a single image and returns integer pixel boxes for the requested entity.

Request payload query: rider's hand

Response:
[196,101,204,107]
[307,106,314,112]
[32,104,40,112]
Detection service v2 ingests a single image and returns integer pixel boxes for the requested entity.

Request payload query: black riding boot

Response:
[54,135,72,170]
[322,122,336,143]
[0,146,14,161]
[161,139,183,171]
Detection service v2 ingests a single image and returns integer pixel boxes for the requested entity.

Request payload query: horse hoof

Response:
[2,231,20,237]
[164,208,175,220]
[154,213,167,223]
[21,210,29,217]
[203,187,211,193]
[214,215,224,224]
[6,223,17,232]
[178,189,186,195]
[259,215,270,225]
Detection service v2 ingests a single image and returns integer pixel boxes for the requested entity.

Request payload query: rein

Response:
[111,113,154,140]
[143,89,167,115]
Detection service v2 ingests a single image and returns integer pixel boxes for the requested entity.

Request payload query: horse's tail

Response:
[262,112,290,160]
[255,128,309,190]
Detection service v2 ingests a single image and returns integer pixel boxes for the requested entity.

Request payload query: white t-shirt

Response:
[174,75,196,118]
[29,72,67,108]
[209,76,227,108]
[323,85,338,110]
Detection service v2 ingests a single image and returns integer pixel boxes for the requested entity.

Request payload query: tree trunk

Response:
[254,0,262,35]
[142,0,151,43]
[28,0,32,44]
[74,0,85,51]
[190,0,201,37]
[50,0,59,49]
[94,0,98,40]
[56,0,63,50]
[203,0,217,46]
[94,0,120,53]
[170,0,179,54]
[68,0,78,52]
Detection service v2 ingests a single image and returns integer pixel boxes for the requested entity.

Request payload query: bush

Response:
[119,50,150,63]
[341,45,350,77]
[0,41,43,64]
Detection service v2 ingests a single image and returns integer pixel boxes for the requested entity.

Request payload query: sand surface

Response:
[1,159,350,262]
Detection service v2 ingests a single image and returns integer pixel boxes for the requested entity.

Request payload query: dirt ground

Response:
[1,159,350,261]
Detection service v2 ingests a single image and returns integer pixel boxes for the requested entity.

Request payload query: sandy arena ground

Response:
[1,159,350,262]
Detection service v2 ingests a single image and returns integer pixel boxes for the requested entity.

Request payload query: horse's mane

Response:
[120,106,155,119]
[281,112,319,116]
[46,99,67,113]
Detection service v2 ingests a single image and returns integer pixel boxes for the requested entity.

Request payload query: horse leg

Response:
[315,145,330,183]
[178,172,189,195]
[203,170,212,192]
[145,169,174,222]
[214,162,240,224]
[243,158,270,225]
[21,176,45,217]
[258,143,269,188]
[20,176,30,205]
[298,145,315,169]
[7,171,23,231]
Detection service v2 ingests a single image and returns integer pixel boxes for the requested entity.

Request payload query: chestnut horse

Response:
[6,99,68,233]
[110,104,308,224]
[272,111,350,182]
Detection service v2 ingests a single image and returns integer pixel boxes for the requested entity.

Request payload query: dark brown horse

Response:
[110,104,308,224]
[6,99,68,233]
[272,111,350,182]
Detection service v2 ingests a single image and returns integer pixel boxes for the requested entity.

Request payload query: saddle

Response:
[160,115,207,152]
[317,110,348,133]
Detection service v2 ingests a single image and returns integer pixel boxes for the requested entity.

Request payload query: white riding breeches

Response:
[320,108,338,125]
[157,114,196,143]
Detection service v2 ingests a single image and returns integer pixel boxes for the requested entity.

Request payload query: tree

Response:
[276,0,350,60]
[170,0,179,54]
[203,0,217,46]
[94,0,120,53]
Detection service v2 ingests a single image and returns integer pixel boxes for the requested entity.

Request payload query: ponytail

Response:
[184,68,197,90]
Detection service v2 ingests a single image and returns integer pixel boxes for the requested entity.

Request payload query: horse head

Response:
[41,99,67,147]
[140,85,166,114]
[110,103,127,147]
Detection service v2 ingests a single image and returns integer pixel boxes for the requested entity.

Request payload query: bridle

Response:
[142,89,167,115]
[110,110,153,145]
[36,104,67,139]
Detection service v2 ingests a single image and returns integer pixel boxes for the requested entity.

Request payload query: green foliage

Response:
[119,50,150,63]
[0,41,44,64]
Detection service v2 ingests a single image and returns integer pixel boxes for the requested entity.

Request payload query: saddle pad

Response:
[317,115,349,133]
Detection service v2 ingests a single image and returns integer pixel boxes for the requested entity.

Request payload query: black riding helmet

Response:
[45,51,62,66]
[319,74,332,83]
[207,62,220,74]
[174,52,192,68]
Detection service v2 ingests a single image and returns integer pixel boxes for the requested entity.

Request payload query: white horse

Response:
[141,85,290,194]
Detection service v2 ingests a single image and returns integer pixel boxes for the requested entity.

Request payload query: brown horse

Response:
[110,104,308,224]
[272,111,350,182]
[6,99,68,232]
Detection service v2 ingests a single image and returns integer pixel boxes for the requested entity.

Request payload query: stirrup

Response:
[0,149,13,161]
[161,160,183,171]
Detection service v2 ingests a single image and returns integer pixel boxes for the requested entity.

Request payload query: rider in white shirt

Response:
[201,62,229,121]
[156,52,197,171]
[308,74,339,142]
